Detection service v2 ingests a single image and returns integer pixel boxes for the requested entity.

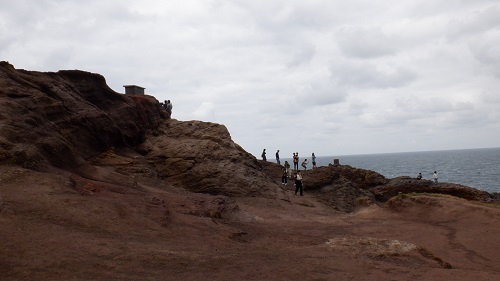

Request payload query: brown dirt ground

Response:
[1,166,499,281]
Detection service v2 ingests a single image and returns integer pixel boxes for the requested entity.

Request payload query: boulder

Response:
[139,120,280,197]
[370,176,493,202]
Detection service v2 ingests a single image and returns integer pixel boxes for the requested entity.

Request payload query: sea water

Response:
[283,147,500,193]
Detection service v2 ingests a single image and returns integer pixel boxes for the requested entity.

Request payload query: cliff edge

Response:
[1,62,499,281]
[0,61,280,198]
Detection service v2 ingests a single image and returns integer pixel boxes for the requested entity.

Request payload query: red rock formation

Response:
[0,61,494,204]
[370,176,493,202]
[2,62,500,281]
[137,119,281,197]
[0,61,165,170]
[0,61,279,198]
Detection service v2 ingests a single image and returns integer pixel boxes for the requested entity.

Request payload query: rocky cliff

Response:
[0,61,164,169]
[0,61,280,198]
[2,62,500,281]
[1,61,496,206]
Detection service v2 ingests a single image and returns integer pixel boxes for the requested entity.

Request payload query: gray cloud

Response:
[2,0,499,156]
[294,81,348,107]
[447,6,500,40]
[287,44,316,68]
[330,61,417,89]
[336,26,402,59]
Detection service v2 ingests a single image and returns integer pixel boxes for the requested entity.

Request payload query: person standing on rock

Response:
[293,152,299,170]
[261,149,267,161]
[281,168,288,185]
[294,170,303,196]
[433,171,438,183]
[301,159,309,170]
[312,153,317,169]
[276,150,280,165]
[165,100,173,118]
[284,161,291,177]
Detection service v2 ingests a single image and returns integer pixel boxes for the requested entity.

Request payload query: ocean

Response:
[283,147,500,193]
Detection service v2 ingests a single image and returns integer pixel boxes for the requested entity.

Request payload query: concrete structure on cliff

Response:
[123,85,145,95]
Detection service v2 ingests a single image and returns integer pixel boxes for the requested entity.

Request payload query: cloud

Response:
[446,5,500,40]
[287,44,316,68]
[192,101,216,121]
[2,0,500,156]
[293,80,348,107]
[330,61,417,89]
[336,26,402,59]
[468,33,500,78]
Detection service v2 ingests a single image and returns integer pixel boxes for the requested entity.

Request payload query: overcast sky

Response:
[2,0,499,157]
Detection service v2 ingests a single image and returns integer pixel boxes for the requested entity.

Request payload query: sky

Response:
[1,0,499,158]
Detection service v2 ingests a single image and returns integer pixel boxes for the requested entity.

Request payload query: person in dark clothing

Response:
[281,169,288,185]
[261,149,267,161]
[284,160,291,178]
[276,150,280,165]
[293,152,299,170]
[417,172,422,180]
[294,170,303,196]
[165,100,173,118]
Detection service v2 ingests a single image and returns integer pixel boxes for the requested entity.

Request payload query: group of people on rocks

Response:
[263,149,442,197]
[261,150,320,196]
[280,160,304,196]
[160,100,173,118]
[263,150,317,170]
[416,171,439,183]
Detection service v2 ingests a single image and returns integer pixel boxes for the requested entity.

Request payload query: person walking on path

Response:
[293,152,299,170]
[433,171,438,183]
[261,149,267,161]
[294,170,303,196]
[311,153,317,169]
[301,159,309,170]
[281,168,288,185]
[276,150,280,165]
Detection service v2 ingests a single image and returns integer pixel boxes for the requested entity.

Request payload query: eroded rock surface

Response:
[370,176,493,202]
[1,62,500,281]
[0,61,283,199]
[0,61,164,170]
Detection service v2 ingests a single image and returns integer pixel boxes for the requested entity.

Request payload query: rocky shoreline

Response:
[1,62,499,280]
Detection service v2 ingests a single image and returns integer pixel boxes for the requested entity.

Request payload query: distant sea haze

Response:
[280,147,500,193]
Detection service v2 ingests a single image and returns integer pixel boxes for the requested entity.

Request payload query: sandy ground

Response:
[1,166,499,281]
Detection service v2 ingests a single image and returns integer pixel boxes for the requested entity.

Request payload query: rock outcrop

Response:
[0,61,165,170]
[137,119,280,197]
[370,176,493,202]
[0,61,279,198]
[0,61,495,207]
[2,62,500,281]
[293,165,387,212]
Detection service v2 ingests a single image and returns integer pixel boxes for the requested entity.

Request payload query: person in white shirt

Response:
[294,170,303,196]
